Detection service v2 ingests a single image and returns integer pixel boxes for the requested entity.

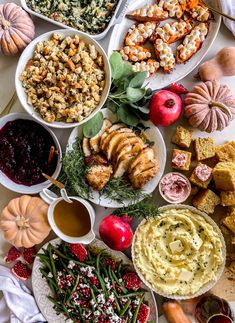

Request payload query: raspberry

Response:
[123,272,142,291]
[69,244,87,261]
[168,83,188,95]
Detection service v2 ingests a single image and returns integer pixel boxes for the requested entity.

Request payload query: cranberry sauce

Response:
[0,119,58,186]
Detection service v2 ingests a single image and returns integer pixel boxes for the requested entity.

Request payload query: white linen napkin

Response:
[0,265,46,323]
[219,0,235,36]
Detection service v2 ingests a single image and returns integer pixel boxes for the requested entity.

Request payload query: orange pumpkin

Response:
[0,3,35,56]
[0,195,51,248]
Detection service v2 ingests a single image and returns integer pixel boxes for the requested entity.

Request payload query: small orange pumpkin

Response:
[0,3,35,56]
[0,195,51,248]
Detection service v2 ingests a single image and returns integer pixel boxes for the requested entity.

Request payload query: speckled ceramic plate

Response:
[32,238,158,323]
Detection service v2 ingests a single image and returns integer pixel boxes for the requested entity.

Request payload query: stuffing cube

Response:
[171,125,192,148]
[194,137,215,161]
[192,189,220,214]
[172,149,192,171]
[213,162,235,191]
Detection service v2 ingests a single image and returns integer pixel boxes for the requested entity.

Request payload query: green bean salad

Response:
[38,242,152,322]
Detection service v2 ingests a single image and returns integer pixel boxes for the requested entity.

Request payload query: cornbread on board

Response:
[192,189,220,214]
[222,208,235,234]
[213,162,235,191]
[221,191,235,206]
[189,163,213,189]
[194,138,215,161]
[216,141,235,162]
[171,125,192,148]
[171,149,192,171]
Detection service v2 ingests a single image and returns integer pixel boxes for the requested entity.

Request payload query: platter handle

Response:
[112,0,131,25]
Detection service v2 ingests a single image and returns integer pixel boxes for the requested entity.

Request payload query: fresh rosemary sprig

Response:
[102,177,148,204]
[113,197,160,219]
[61,138,91,199]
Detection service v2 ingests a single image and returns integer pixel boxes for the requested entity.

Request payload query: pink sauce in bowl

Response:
[159,172,191,203]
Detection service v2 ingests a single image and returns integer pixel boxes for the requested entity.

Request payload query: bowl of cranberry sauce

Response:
[0,113,61,194]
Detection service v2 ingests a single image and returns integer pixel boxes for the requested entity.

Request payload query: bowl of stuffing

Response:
[15,29,111,129]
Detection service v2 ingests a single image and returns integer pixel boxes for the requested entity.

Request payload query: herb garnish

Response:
[113,197,160,219]
[106,52,153,127]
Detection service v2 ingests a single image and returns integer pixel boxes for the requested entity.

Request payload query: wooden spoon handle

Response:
[42,173,65,189]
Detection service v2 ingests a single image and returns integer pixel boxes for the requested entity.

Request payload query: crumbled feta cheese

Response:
[47,272,53,278]
[68,260,75,269]
[97,293,105,304]
[94,310,100,316]
[80,266,95,277]
[52,253,58,259]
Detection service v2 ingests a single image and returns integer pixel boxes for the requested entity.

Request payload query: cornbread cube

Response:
[171,125,192,148]
[189,163,213,189]
[192,189,220,214]
[194,137,215,161]
[216,141,235,162]
[213,162,235,191]
[222,208,235,234]
[172,149,192,171]
[221,191,235,206]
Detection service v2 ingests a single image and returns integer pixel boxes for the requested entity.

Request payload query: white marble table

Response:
[0,0,235,320]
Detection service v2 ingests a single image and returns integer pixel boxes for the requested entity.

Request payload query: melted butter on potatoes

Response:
[133,208,224,296]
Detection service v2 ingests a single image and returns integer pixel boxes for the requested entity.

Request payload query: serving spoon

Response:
[42,173,73,203]
[201,0,235,22]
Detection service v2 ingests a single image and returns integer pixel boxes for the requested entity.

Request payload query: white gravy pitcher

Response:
[40,188,95,244]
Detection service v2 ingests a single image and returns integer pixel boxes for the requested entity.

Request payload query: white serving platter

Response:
[67,108,166,208]
[108,0,221,90]
[32,238,158,323]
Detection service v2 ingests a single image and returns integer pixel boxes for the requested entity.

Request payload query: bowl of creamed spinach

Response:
[25,0,120,36]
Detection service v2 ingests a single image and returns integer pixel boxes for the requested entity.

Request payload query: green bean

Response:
[96,251,103,273]
[120,299,131,317]
[113,290,121,314]
[117,261,122,277]
[117,292,142,298]
[67,274,80,305]
[48,244,57,279]
[111,270,128,293]
[132,294,145,323]
[96,270,107,294]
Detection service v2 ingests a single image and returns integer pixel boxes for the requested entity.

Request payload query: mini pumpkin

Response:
[0,195,51,248]
[184,80,235,133]
[0,3,35,56]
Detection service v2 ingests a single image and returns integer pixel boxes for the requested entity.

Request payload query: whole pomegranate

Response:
[99,215,133,251]
[149,90,182,126]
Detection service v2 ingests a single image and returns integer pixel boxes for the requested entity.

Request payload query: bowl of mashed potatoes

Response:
[132,204,226,299]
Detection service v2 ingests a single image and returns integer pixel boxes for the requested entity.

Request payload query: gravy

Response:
[54,199,91,237]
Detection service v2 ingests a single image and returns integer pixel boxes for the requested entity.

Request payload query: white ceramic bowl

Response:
[132,204,226,300]
[159,172,192,204]
[0,113,62,194]
[15,29,111,129]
